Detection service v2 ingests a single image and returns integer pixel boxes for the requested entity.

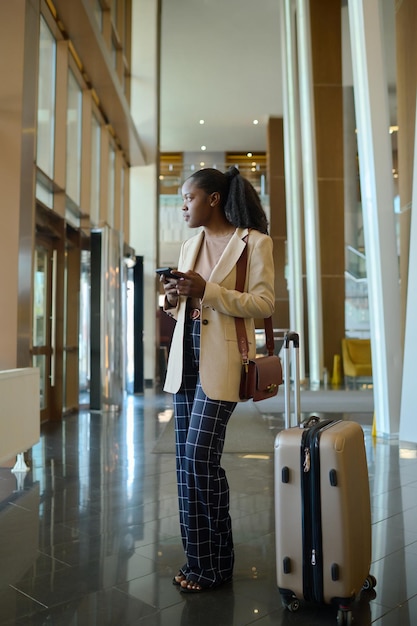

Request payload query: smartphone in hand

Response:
[155,267,178,280]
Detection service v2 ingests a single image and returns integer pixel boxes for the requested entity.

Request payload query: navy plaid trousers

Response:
[173,316,237,587]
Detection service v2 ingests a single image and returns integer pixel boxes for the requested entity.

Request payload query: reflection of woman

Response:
[160,167,275,593]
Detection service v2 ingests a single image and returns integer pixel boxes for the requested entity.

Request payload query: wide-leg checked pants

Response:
[173,317,237,587]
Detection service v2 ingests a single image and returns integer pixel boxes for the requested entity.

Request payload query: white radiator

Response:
[0,368,40,466]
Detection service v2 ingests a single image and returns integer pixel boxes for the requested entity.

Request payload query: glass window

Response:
[108,143,115,226]
[36,177,54,209]
[36,17,56,178]
[111,37,118,70]
[66,69,83,205]
[111,0,118,26]
[93,0,103,31]
[90,114,101,225]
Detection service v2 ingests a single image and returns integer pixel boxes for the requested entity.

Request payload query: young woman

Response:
[160,166,275,593]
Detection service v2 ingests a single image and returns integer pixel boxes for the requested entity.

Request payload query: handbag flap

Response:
[255,355,283,392]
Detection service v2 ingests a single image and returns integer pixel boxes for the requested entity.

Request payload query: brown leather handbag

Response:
[234,236,283,402]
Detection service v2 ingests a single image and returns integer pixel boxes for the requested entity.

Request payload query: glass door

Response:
[79,248,91,406]
[32,239,55,422]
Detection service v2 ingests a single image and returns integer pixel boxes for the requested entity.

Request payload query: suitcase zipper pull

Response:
[311,549,316,565]
[303,448,311,472]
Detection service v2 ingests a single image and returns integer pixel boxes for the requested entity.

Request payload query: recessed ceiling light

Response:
[252,162,257,166]
[201,145,207,151]
[247,152,253,157]
[199,119,205,125]
[200,161,205,167]
[253,119,259,125]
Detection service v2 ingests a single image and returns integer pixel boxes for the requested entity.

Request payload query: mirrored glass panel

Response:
[33,247,48,347]
[32,355,46,410]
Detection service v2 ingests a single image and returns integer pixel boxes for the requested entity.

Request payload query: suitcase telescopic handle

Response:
[284,331,299,349]
[283,331,301,428]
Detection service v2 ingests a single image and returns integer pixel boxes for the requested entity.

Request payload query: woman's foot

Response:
[179,576,232,593]
[180,579,204,593]
[172,571,187,586]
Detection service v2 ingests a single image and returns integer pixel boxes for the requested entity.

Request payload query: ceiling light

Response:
[200,162,205,167]
[199,119,205,125]
[252,162,257,166]
[247,152,253,157]
[201,145,207,151]
[253,119,259,125]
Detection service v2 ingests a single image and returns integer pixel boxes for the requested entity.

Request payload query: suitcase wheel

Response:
[281,594,300,612]
[337,608,353,625]
[361,574,377,591]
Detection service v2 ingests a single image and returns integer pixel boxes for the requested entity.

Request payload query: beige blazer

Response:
[163,227,275,402]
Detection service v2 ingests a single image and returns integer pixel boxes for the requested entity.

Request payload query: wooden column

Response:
[310,0,345,373]
[267,117,289,332]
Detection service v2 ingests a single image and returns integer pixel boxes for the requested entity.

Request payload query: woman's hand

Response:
[172,271,206,299]
[160,273,180,307]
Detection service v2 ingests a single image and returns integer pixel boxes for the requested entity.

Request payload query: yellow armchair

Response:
[341,338,372,387]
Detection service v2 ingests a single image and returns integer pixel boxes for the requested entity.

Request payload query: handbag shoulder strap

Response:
[234,235,275,360]
[235,238,249,362]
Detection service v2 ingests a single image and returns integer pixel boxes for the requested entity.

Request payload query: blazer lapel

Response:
[182,231,205,271]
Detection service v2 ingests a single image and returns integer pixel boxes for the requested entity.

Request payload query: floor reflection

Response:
[0,390,416,625]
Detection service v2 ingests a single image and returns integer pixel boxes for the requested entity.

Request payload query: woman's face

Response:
[181,178,215,229]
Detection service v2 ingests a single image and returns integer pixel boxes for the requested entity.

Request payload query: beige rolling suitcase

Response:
[274,332,376,625]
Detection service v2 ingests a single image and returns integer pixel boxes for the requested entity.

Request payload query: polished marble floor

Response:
[1,389,417,625]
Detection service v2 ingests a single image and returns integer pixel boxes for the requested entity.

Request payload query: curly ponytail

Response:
[186,166,269,234]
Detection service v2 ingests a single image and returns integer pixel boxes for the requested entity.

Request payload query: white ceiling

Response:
[159,0,283,153]
[159,0,397,155]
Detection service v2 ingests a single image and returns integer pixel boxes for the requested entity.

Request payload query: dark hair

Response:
[186,166,269,234]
